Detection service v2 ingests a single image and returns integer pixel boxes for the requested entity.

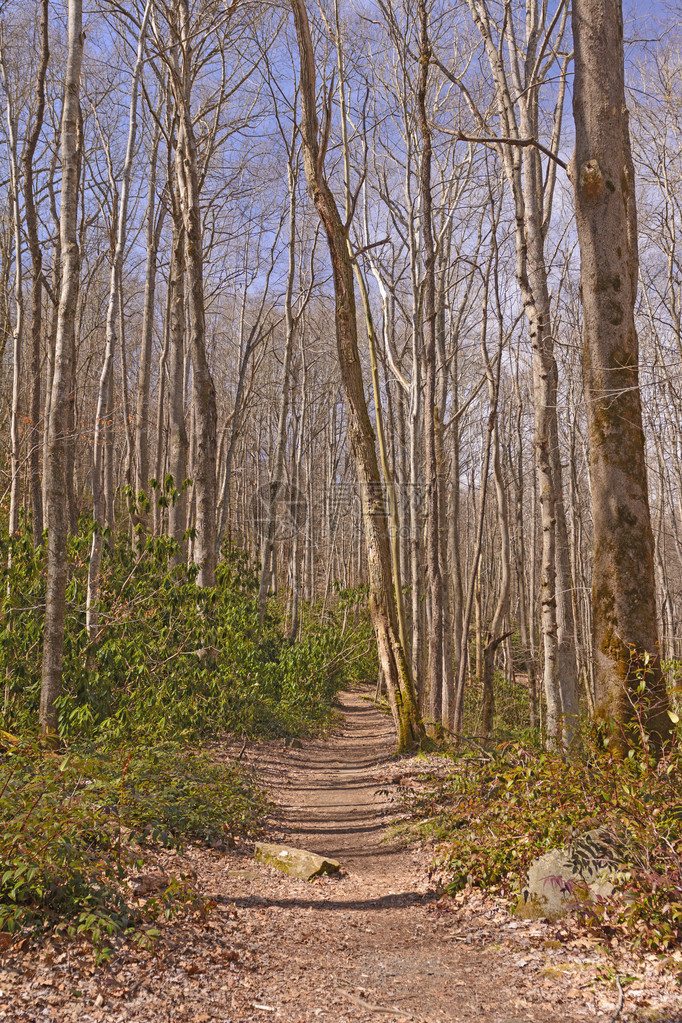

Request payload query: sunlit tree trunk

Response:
[22,0,49,544]
[40,0,83,739]
[87,0,152,646]
[173,0,217,587]
[417,0,444,736]
[571,0,672,750]
[0,47,24,543]
[291,0,424,751]
[167,204,188,554]
[259,151,299,622]
[135,111,165,503]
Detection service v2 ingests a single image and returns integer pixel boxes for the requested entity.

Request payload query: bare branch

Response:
[450,129,567,170]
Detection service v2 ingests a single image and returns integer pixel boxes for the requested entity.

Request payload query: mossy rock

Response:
[254,842,340,880]
[516,828,619,921]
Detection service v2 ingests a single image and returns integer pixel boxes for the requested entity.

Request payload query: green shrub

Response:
[0,739,266,947]
[0,515,372,743]
[405,727,682,953]
[0,502,376,948]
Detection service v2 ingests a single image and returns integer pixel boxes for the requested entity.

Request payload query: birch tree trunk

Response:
[40,0,82,739]
[570,0,672,750]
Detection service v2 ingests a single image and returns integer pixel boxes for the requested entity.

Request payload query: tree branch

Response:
[451,129,567,170]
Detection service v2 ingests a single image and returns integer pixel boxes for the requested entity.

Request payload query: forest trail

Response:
[5,690,679,1023]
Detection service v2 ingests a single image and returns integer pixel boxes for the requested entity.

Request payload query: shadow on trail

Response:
[217,891,438,912]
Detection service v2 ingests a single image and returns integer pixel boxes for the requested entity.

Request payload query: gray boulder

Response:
[254,842,340,880]
[516,828,621,921]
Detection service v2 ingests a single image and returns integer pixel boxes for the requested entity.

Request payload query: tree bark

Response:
[417,0,444,736]
[0,47,24,543]
[87,0,152,646]
[174,0,218,587]
[40,0,82,739]
[461,0,578,745]
[22,0,49,544]
[570,0,672,750]
[290,0,424,751]
[135,112,165,502]
[167,206,189,553]
[259,154,299,622]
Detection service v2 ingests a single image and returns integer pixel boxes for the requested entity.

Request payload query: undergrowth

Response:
[0,510,375,743]
[0,500,378,952]
[404,726,682,954]
[0,739,266,952]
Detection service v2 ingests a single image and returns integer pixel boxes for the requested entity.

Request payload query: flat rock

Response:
[516,828,620,921]
[254,842,340,880]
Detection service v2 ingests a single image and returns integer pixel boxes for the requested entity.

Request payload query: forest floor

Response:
[2,688,682,1023]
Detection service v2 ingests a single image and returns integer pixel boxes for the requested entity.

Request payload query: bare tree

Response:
[87,0,153,647]
[40,0,83,738]
[22,0,49,543]
[290,0,424,750]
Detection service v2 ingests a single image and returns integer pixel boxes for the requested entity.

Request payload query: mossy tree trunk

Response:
[571,0,673,751]
[290,0,424,752]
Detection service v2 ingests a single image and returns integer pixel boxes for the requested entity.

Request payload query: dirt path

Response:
[3,689,681,1023]
[260,689,406,876]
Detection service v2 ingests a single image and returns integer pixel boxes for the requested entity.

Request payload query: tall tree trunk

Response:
[461,0,577,746]
[135,119,165,502]
[87,0,152,647]
[417,0,443,736]
[23,0,49,543]
[436,247,455,731]
[174,0,217,587]
[1,48,24,543]
[453,253,496,733]
[43,154,60,521]
[40,0,82,739]
[290,0,423,751]
[167,209,188,553]
[259,156,299,622]
[513,371,538,728]
[288,342,307,643]
[571,0,672,750]
[354,262,410,659]
[153,263,172,537]
[448,342,464,704]
[481,412,511,735]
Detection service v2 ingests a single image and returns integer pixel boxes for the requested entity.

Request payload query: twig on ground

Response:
[608,976,625,1023]
[128,971,152,997]
[337,987,419,1019]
